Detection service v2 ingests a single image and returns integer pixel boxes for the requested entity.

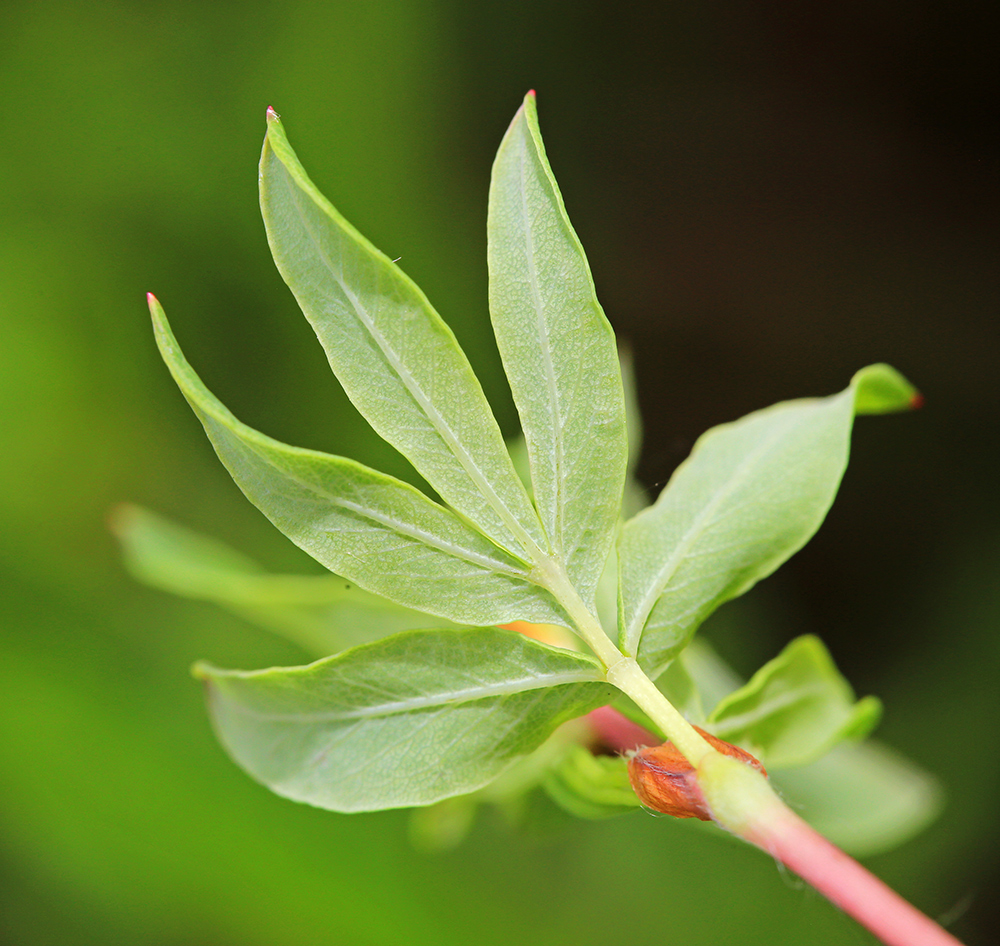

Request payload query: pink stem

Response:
[746,806,964,946]
[585,705,659,752]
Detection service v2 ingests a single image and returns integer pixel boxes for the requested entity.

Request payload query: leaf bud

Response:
[627,726,766,820]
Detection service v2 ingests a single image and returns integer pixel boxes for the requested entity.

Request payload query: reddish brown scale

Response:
[627,726,766,820]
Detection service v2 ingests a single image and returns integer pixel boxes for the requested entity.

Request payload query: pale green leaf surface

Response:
[260,112,545,558]
[112,504,461,656]
[771,741,942,856]
[619,365,916,676]
[488,93,627,604]
[707,635,881,768]
[196,627,615,812]
[149,297,568,628]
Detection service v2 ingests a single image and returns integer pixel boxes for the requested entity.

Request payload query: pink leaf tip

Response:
[527,89,536,98]
[266,105,279,120]
[146,292,158,304]
[909,392,925,410]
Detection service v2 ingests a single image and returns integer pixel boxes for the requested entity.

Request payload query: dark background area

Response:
[1,1,996,943]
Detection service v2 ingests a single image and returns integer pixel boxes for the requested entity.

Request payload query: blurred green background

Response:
[1,1,997,943]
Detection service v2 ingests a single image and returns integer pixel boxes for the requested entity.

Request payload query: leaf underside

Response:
[197,627,615,812]
[488,92,628,607]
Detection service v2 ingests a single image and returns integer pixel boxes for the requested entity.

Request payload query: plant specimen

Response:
[122,92,963,946]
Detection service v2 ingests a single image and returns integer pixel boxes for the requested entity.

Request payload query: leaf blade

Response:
[260,111,545,558]
[618,365,916,675]
[149,296,568,629]
[488,93,628,603]
[707,635,882,769]
[197,626,616,812]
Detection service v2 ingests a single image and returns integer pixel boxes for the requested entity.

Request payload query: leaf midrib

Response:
[219,669,602,723]
[516,131,566,560]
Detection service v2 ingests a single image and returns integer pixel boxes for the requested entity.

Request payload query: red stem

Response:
[746,806,965,946]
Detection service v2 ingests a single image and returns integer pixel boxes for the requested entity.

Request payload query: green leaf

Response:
[195,626,616,812]
[112,504,461,656]
[771,740,942,857]
[260,110,546,560]
[543,745,641,819]
[707,635,881,769]
[149,296,568,629]
[488,92,628,604]
[618,365,917,676]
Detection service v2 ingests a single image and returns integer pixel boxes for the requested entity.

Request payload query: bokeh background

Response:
[1,1,997,943]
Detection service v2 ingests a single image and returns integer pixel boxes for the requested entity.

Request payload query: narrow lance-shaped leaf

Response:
[196,626,616,812]
[149,296,569,629]
[619,364,919,677]
[707,635,882,769]
[112,504,462,657]
[260,110,546,559]
[488,92,628,605]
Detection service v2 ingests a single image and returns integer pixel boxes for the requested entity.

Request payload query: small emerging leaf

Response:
[261,111,546,559]
[488,92,628,605]
[543,746,641,819]
[149,296,569,629]
[708,635,881,769]
[618,366,916,676]
[196,626,615,812]
[112,504,460,656]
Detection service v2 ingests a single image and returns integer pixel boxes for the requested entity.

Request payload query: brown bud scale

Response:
[627,726,766,820]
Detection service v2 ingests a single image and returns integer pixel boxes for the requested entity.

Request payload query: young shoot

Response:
[130,92,961,946]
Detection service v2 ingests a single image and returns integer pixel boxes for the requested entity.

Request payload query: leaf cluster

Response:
[133,94,934,852]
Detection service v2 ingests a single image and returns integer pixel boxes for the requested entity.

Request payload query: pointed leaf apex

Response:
[909,392,925,410]
[146,291,158,305]
[527,89,536,98]
[851,363,919,415]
